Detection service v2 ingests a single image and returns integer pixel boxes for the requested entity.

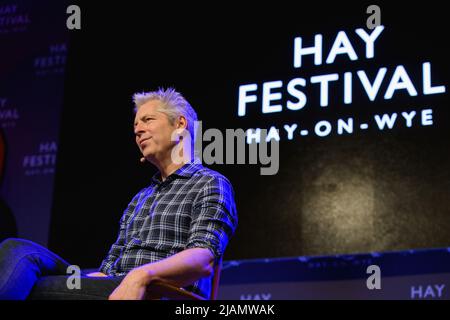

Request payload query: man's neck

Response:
[148,146,192,181]
[153,158,186,182]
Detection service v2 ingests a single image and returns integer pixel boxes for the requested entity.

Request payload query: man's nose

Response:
[134,122,145,136]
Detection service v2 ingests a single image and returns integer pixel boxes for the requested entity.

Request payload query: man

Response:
[0,88,238,300]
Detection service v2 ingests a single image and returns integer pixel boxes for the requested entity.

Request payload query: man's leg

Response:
[28,275,125,300]
[0,238,71,300]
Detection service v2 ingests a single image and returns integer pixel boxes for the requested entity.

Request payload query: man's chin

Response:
[142,154,153,160]
[142,153,157,162]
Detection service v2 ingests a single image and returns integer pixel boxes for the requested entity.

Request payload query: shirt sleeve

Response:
[185,175,238,261]
[99,189,144,274]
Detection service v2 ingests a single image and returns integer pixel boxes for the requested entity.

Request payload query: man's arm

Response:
[98,189,145,275]
[108,247,213,300]
[109,174,237,300]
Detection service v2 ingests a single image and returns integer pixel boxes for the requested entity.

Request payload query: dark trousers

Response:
[0,238,124,300]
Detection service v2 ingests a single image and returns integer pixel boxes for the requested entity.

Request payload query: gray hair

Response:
[133,88,198,140]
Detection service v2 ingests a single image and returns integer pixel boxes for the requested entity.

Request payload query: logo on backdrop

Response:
[0,98,20,129]
[34,43,67,77]
[0,3,31,34]
[411,284,446,299]
[237,26,446,142]
[22,141,57,176]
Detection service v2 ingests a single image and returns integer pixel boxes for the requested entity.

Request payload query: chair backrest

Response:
[210,256,223,300]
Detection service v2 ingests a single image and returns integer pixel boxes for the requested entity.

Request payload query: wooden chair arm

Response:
[145,280,205,300]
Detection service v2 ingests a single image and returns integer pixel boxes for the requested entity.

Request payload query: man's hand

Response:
[108,248,213,300]
[108,267,150,300]
[86,272,107,277]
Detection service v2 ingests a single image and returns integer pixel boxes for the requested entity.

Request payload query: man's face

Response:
[134,99,178,162]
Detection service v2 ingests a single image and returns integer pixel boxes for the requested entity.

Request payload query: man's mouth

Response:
[139,137,151,147]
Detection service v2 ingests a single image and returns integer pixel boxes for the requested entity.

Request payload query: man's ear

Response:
[177,116,188,130]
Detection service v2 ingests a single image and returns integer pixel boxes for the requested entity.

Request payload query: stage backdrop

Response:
[0,0,69,246]
[49,3,449,271]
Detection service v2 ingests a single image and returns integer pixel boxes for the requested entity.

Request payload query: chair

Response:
[145,257,222,300]
[28,259,222,300]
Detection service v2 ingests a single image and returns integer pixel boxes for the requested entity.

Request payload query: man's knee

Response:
[0,238,35,253]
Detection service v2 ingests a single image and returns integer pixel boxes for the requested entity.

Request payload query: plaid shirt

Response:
[99,162,237,298]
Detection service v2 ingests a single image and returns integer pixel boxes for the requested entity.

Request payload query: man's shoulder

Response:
[191,164,233,188]
[190,165,236,205]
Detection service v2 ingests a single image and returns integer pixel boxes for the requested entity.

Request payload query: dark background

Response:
[48,2,450,268]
